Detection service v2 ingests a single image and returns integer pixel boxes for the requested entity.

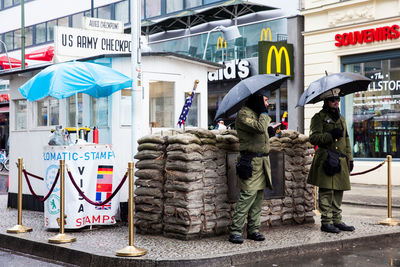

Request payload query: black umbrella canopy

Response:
[214,74,289,121]
[296,72,372,107]
[141,0,276,35]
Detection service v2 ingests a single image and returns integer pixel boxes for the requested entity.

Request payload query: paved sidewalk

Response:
[343,183,400,208]
[1,184,400,267]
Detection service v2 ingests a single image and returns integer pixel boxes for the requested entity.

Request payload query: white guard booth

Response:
[3,52,221,228]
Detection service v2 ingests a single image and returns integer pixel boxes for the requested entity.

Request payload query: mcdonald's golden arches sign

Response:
[258,41,293,77]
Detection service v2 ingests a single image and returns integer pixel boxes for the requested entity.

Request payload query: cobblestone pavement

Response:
[1,186,400,266]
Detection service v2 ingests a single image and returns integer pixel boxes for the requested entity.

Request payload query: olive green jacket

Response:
[235,106,273,191]
[307,109,353,190]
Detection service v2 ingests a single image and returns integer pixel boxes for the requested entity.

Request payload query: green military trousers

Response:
[230,189,264,235]
[318,188,344,225]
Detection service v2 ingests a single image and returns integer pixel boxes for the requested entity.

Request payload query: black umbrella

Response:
[214,74,289,121]
[296,72,372,107]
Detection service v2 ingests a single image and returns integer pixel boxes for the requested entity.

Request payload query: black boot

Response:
[321,223,340,233]
[229,234,243,244]
[334,222,355,231]
[247,232,265,241]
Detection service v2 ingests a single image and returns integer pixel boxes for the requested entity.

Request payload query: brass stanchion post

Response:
[313,186,321,216]
[7,158,32,233]
[48,160,76,243]
[379,155,399,226]
[116,162,147,257]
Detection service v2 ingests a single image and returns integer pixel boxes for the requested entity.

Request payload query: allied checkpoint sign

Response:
[43,145,121,229]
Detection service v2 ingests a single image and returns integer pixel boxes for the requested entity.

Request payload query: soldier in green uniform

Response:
[229,92,274,244]
[307,88,355,233]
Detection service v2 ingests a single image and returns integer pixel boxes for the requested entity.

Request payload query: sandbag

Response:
[135,169,164,180]
[138,143,166,151]
[168,134,201,145]
[166,160,203,172]
[166,150,203,161]
[166,143,203,153]
[134,150,164,160]
[138,135,166,144]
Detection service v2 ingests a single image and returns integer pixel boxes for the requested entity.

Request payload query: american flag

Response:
[95,165,113,210]
[177,92,195,127]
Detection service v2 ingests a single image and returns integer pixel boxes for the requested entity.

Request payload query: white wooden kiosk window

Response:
[14,99,27,130]
[149,81,175,128]
[35,97,59,127]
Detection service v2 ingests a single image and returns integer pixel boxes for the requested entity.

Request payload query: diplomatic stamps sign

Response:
[43,145,121,229]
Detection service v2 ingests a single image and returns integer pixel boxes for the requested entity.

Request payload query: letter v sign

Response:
[78,167,85,175]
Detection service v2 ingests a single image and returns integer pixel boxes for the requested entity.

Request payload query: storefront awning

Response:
[0,55,28,70]
[0,106,9,113]
[141,0,276,35]
[25,46,54,61]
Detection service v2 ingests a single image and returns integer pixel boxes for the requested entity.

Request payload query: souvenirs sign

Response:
[43,144,121,229]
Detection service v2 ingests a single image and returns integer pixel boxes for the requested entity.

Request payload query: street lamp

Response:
[202,25,241,60]
[0,40,12,69]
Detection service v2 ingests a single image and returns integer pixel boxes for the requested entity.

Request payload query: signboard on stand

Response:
[43,144,122,229]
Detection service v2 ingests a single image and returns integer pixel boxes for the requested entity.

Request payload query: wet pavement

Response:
[1,184,400,266]
[0,247,76,267]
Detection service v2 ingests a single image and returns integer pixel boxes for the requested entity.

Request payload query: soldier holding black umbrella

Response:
[307,88,355,233]
[229,91,276,244]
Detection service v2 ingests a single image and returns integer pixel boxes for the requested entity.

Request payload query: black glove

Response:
[349,161,354,172]
[329,128,343,140]
[268,126,276,138]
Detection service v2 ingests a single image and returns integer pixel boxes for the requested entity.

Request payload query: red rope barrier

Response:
[350,161,385,176]
[23,169,59,202]
[67,170,128,206]
[23,170,44,180]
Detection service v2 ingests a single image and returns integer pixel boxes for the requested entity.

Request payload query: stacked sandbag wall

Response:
[163,132,205,239]
[134,135,167,234]
[133,129,315,239]
[263,130,315,226]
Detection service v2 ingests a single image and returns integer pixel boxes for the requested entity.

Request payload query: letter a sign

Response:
[258,41,293,77]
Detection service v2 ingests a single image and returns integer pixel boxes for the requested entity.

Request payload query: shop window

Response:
[35,23,46,44]
[120,89,131,125]
[91,97,108,127]
[13,29,21,49]
[25,26,33,47]
[58,16,69,28]
[72,12,84,28]
[4,31,13,51]
[47,20,57,42]
[3,0,12,8]
[98,5,111,20]
[344,59,400,159]
[115,0,129,24]
[184,92,199,127]
[149,81,174,128]
[167,0,183,14]
[15,100,27,130]
[185,0,201,8]
[145,0,161,18]
[36,97,59,127]
[67,93,83,127]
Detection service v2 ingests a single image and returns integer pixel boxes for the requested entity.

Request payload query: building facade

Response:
[302,0,400,184]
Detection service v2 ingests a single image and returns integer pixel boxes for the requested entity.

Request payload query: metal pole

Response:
[378,155,399,226]
[131,0,142,161]
[313,186,320,216]
[21,0,25,70]
[91,0,94,17]
[49,160,76,243]
[7,158,32,233]
[116,162,147,256]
